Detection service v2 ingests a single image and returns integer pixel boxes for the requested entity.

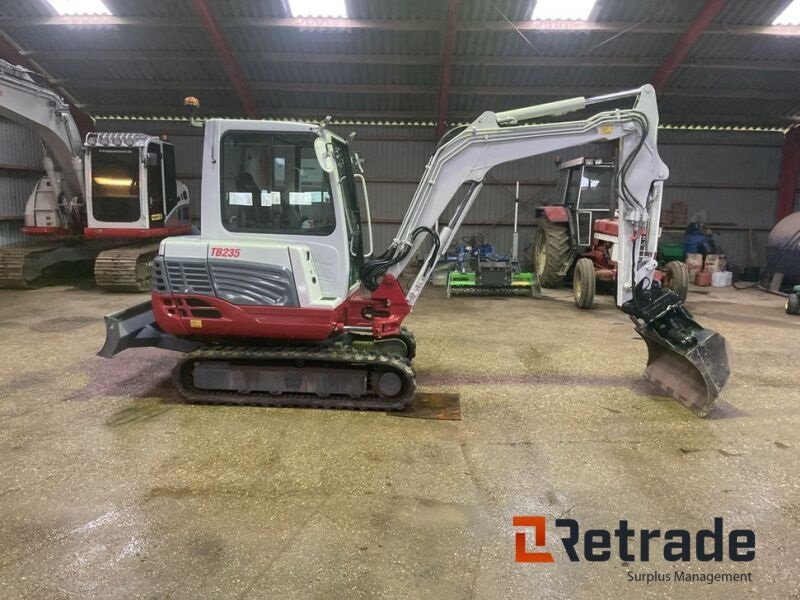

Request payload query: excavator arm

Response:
[361,85,729,415]
[365,86,663,308]
[0,60,85,200]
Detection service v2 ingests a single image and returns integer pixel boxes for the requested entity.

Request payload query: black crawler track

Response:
[94,244,159,292]
[174,345,416,411]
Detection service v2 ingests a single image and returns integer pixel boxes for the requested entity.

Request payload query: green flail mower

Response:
[786,285,800,315]
[447,267,539,298]
[445,182,541,298]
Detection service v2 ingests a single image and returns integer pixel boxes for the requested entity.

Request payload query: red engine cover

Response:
[152,274,412,343]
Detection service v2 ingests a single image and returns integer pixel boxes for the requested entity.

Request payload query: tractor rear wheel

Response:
[533,219,571,288]
[573,257,596,309]
[664,260,689,301]
[786,293,800,315]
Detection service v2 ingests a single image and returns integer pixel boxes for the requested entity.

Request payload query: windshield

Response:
[91,148,140,223]
[578,166,613,209]
[220,131,335,236]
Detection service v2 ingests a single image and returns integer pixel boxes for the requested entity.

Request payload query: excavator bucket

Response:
[636,324,730,417]
[625,288,730,417]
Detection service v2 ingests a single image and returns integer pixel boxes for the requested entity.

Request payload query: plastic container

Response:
[705,254,727,274]
[724,271,733,286]
[695,270,712,287]
[711,271,727,287]
[685,253,704,275]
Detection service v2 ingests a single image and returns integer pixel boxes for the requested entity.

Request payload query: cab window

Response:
[220,131,336,236]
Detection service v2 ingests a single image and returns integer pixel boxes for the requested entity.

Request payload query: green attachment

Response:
[512,272,535,285]
[446,270,540,298]
[447,272,477,287]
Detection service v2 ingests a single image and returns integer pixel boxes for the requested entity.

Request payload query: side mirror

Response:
[351,152,365,174]
[146,152,160,167]
[314,137,334,173]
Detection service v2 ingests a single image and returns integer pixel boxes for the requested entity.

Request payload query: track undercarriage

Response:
[94,243,160,292]
[99,301,419,410]
[0,241,160,291]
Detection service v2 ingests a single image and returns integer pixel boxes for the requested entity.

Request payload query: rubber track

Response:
[94,244,158,292]
[174,345,416,411]
[0,245,56,288]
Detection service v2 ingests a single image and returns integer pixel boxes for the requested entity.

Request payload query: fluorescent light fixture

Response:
[94,177,133,187]
[531,0,597,21]
[773,0,800,25]
[288,0,347,18]
[45,0,111,15]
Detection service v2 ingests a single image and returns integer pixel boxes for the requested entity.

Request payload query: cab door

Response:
[146,142,165,229]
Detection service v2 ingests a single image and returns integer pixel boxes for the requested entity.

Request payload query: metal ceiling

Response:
[0,0,797,128]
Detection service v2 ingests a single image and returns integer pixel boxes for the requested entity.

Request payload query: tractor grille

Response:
[209,261,298,307]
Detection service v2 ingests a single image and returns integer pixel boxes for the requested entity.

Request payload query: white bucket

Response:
[711,271,728,287]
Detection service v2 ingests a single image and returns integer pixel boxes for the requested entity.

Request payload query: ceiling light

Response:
[531,0,597,21]
[288,0,347,18]
[45,0,111,16]
[773,0,800,25]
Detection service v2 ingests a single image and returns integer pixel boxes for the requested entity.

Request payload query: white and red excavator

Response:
[0,60,191,291]
[99,85,731,417]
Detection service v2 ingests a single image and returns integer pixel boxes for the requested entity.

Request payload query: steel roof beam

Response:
[189,0,259,118]
[3,16,800,37]
[23,49,800,73]
[61,79,799,101]
[651,0,727,92]
[435,0,460,139]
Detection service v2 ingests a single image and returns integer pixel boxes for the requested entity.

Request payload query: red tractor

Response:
[533,157,688,308]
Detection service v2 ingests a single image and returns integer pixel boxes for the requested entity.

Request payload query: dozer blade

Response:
[636,325,730,417]
[624,287,731,417]
[98,301,200,358]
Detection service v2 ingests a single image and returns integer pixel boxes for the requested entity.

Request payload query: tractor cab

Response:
[84,132,191,238]
[550,157,615,250]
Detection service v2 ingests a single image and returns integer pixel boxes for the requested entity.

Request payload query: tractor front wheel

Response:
[533,219,571,288]
[663,260,689,301]
[573,258,596,309]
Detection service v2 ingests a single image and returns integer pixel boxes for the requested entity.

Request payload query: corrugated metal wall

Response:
[92,118,786,270]
[0,118,45,246]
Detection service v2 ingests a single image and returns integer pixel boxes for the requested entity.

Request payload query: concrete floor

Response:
[0,280,798,599]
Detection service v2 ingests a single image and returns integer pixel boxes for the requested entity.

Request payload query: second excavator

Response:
[0,60,191,291]
[99,85,730,417]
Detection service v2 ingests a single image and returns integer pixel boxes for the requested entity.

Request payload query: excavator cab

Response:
[84,133,191,239]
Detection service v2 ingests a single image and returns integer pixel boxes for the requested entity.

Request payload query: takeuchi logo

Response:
[513,517,756,563]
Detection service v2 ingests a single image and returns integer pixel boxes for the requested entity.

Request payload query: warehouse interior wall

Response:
[0,117,784,272]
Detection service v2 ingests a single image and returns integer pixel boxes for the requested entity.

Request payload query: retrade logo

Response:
[513,517,755,563]
[512,516,554,563]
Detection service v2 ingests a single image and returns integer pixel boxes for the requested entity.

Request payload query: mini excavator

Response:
[99,85,730,416]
